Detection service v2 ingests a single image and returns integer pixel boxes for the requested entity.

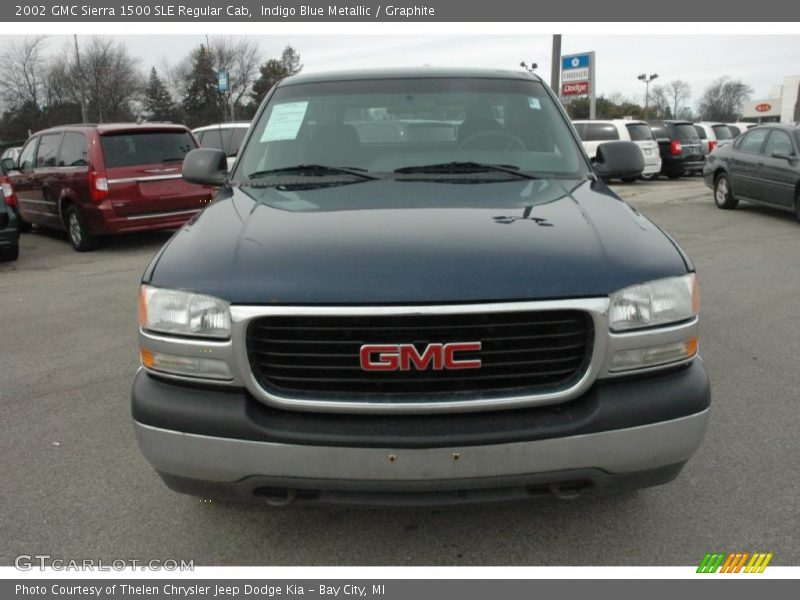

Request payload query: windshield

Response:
[100,131,195,168]
[671,124,701,143]
[626,123,654,141]
[712,125,733,140]
[234,77,587,182]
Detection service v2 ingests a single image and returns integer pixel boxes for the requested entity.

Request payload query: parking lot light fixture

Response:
[638,73,659,118]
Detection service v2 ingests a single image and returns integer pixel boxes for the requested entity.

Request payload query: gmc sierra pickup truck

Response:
[132,68,710,505]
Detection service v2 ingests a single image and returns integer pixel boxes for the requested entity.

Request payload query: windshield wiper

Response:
[393,162,540,180]
[246,164,381,181]
[160,157,186,163]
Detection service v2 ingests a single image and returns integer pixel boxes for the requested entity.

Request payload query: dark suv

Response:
[132,68,710,506]
[6,124,213,251]
[649,120,706,178]
[0,170,20,261]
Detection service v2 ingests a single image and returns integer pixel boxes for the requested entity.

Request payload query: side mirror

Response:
[1,157,17,171]
[771,151,796,161]
[592,141,645,180]
[182,148,228,186]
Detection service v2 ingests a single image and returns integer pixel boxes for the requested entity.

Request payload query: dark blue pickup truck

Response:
[132,68,709,505]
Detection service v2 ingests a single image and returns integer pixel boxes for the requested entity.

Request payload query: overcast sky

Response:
[56,34,800,105]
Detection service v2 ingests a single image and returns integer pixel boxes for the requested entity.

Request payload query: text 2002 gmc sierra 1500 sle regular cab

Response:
[132,68,710,506]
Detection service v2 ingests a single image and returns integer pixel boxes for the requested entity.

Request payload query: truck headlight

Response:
[139,285,231,339]
[609,274,699,332]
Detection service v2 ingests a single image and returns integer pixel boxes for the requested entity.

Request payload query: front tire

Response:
[0,245,19,261]
[65,206,98,251]
[714,174,738,210]
[13,208,32,232]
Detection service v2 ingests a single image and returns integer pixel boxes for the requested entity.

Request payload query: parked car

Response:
[133,68,709,505]
[725,122,757,138]
[5,123,214,251]
[649,120,706,178]
[704,123,800,220]
[0,157,29,232]
[192,122,250,170]
[694,122,735,155]
[0,185,20,261]
[572,119,660,180]
[1,146,22,164]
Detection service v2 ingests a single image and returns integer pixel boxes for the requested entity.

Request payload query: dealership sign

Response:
[560,52,595,115]
[755,103,772,113]
[562,81,590,96]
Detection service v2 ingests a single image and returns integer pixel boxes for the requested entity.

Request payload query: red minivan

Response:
[8,123,214,251]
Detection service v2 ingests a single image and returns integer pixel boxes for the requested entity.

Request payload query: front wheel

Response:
[714,174,738,210]
[13,208,32,232]
[0,245,19,261]
[65,206,98,252]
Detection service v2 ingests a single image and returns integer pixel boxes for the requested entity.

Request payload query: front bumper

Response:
[132,360,710,504]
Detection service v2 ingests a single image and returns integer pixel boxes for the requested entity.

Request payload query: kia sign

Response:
[755,103,772,113]
[561,51,596,117]
[562,81,590,96]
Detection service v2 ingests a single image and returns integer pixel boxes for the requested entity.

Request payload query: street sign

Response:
[560,51,596,118]
[217,71,229,93]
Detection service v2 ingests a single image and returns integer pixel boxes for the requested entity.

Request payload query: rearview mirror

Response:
[771,151,796,161]
[182,148,228,186]
[1,157,16,171]
[592,141,645,181]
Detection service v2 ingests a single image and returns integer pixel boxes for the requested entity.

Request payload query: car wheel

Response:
[667,173,681,180]
[621,177,638,183]
[794,194,800,223]
[13,208,32,233]
[1,245,19,261]
[714,174,738,210]
[65,206,98,252]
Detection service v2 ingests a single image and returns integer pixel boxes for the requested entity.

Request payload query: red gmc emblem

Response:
[360,342,482,371]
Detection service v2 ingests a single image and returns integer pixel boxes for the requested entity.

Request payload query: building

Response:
[743,75,800,124]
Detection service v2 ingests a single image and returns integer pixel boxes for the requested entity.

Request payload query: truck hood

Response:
[146,178,689,304]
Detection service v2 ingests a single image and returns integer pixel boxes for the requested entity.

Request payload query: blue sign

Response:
[562,54,591,70]
[217,71,229,93]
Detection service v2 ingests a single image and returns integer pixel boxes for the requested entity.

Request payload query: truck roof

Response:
[279,67,542,87]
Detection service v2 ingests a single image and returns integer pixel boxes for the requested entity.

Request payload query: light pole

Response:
[638,73,658,118]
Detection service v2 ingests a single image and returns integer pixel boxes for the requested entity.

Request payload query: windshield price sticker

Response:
[261,101,309,142]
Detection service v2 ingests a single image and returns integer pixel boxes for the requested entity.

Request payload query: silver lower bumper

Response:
[134,409,709,490]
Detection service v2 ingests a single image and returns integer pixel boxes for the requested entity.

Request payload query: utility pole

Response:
[638,73,659,118]
[73,35,88,123]
[551,35,561,96]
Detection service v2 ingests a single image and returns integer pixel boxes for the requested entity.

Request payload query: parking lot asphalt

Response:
[1,177,798,566]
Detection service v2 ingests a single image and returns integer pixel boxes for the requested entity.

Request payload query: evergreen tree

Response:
[181,45,223,128]
[250,46,303,106]
[142,67,177,122]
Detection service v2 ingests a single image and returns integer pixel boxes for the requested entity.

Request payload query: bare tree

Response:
[666,80,691,118]
[78,37,143,122]
[209,37,261,120]
[697,77,753,122]
[648,85,671,118]
[0,36,49,109]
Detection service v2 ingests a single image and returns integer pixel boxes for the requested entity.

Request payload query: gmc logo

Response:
[360,342,482,371]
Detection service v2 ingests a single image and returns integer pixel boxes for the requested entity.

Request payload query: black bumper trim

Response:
[132,359,710,449]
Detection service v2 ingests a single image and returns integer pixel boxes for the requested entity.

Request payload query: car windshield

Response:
[626,123,654,141]
[234,77,587,182]
[671,124,701,142]
[712,125,733,140]
[100,131,196,168]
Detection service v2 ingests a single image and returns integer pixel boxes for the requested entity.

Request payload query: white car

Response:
[572,119,661,180]
[693,122,735,155]
[725,122,757,138]
[1,146,22,164]
[192,122,250,171]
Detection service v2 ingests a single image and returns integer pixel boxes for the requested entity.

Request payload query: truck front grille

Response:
[246,309,594,403]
